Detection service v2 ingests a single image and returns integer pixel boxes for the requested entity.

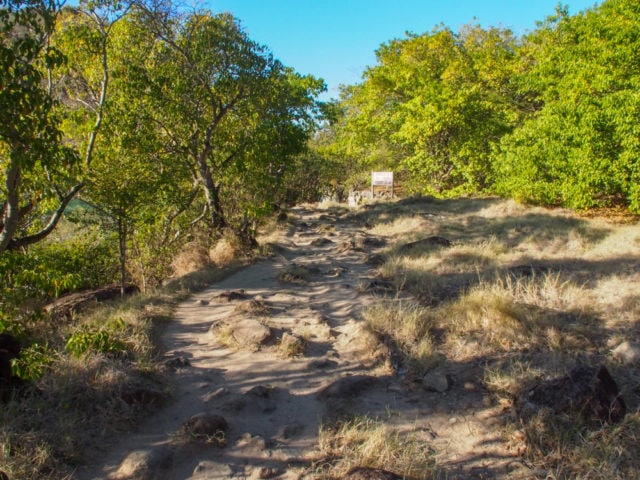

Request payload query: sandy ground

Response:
[74,206,533,480]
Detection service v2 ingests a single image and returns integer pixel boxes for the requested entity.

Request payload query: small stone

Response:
[422,367,451,393]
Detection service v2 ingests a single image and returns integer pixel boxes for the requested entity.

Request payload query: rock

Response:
[179,413,228,445]
[516,364,626,423]
[277,212,288,224]
[278,332,305,357]
[308,359,338,369]
[164,356,191,369]
[277,422,305,440]
[398,236,451,255]
[311,237,334,246]
[0,333,21,358]
[211,318,272,350]
[422,367,451,393]
[221,396,247,412]
[611,341,640,366]
[244,385,279,413]
[362,235,386,247]
[192,461,233,479]
[215,290,249,302]
[317,375,378,399]
[114,447,173,480]
[345,467,403,479]
[0,333,22,399]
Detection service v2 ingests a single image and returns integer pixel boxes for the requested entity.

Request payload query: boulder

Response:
[179,413,229,445]
[317,375,378,400]
[214,290,249,302]
[398,236,451,256]
[232,319,272,348]
[516,364,626,423]
[113,447,173,480]
[0,333,21,399]
[210,318,272,350]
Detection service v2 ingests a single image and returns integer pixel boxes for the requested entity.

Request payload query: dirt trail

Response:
[75,206,531,480]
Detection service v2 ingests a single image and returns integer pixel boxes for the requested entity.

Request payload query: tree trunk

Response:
[196,158,228,231]
[0,163,21,252]
[118,218,127,298]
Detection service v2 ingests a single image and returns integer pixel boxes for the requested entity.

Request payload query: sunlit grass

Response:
[316,416,437,479]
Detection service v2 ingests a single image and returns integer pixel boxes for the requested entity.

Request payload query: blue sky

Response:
[206,1,599,100]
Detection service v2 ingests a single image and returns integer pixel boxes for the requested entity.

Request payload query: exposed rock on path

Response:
[75,205,530,480]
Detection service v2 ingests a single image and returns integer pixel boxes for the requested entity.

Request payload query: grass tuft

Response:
[363,300,438,374]
[315,416,437,479]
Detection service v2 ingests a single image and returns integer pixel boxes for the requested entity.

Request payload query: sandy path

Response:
[75,206,530,480]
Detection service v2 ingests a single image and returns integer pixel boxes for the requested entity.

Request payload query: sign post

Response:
[371,171,394,198]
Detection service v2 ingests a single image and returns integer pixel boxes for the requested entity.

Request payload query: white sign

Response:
[372,171,393,186]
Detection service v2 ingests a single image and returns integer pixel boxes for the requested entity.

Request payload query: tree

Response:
[329,24,519,196]
[0,0,133,253]
[136,7,323,242]
[493,0,640,211]
[0,0,77,252]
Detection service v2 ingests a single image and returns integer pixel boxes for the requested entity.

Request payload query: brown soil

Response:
[74,206,532,480]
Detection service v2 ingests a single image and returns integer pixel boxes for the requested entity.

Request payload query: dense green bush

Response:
[493,0,640,212]
[0,233,118,326]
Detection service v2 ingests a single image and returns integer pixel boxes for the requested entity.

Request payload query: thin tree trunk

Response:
[118,218,127,298]
[196,157,228,231]
[0,163,21,252]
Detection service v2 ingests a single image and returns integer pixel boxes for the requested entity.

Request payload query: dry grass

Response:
[0,221,271,479]
[363,300,439,374]
[171,241,211,277]
[0,355,167,479]
[315,416,437,479]
[276,332,306,358]
[356,195,640,478]
[277,264,316,284]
